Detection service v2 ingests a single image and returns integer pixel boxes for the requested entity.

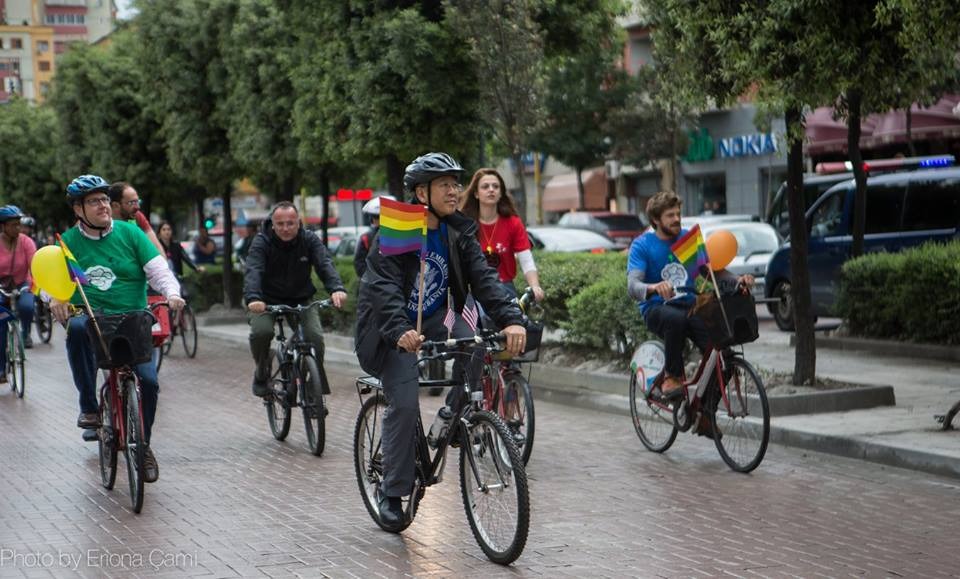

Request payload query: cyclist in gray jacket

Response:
[355,152,526,530]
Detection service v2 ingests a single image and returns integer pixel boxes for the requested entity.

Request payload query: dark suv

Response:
[765,167,960,330]
[557,211,647,249]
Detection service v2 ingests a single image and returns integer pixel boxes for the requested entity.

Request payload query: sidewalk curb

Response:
[198,327,959,479]
[791,333,960,364]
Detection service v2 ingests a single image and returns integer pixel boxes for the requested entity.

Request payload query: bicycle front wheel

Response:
[266,353,292,441]
[629,371,677,452]
[300,354,326,456]
[9,324,25,398]
[501,372,535,465]
[37,304,53,343]
[459,410,529,565]
[713,357,770,473]
[123,377,146,513]
[180,305,198,358]
[97,384,118,490]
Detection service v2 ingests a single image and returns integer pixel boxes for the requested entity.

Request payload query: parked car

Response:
[765,166,960,330]
[527,226,616,252]
[557,211,647,249]
[699,221,780,300]
[684,214,759,229]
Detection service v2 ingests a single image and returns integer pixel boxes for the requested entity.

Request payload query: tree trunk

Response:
[194,192,205,230]
[847,88,867,258]
[386,154,404,199]
[785,107,816,385]
[221,183,235,308]
[277,175,295,202]
[906,106,916,157]
[319,169,331,247]
[575,166,586,210]
[510,150,528,221]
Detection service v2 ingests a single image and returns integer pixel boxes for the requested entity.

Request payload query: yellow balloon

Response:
[31,245,77,301]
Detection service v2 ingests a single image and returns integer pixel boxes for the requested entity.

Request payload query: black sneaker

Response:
[143,447,159,483]
[378,493,404,530]
[251,378,269,398]
[23,335,33,349]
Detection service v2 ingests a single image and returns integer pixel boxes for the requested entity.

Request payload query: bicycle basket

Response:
[87,310,156,369]
[695,292,759,349]
[491,320,543,363]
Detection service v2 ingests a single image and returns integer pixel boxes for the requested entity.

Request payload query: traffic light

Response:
[203,216,215,229]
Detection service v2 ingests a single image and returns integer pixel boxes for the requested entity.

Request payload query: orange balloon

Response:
[706,230,738,271]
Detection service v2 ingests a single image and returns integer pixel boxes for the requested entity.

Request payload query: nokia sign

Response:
[718,133,778,158]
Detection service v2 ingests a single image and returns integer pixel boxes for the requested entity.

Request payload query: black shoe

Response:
[378,493,404,530]
[694,415,722,441]
[82,428,98,442]
[252,378,269,398]
[143,447,159,483]
[23,335,33,349]
[77,412,100,429]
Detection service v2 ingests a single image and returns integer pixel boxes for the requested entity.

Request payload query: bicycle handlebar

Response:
[265,299,333,315]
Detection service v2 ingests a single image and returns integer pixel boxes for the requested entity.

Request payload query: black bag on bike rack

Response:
[87,310,156,369]
[695,292,759,348]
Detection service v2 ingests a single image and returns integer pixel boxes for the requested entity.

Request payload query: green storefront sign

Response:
[685,127,714,162]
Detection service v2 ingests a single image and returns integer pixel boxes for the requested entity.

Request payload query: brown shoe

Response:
[143,447,159,483]
[660,376,685,401]
[694,414,722,441]
[77,412,100,429]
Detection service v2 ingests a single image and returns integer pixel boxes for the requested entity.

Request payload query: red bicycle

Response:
[94,302,165,513]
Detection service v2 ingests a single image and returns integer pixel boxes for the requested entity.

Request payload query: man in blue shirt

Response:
[627,191,752,403]
[355,152,526,531]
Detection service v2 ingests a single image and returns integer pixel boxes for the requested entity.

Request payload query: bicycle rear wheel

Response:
[459,410,529,565]
[501,372,535,465]
[123,377,146,513]
[265,352,292,441]
[629,371,677,452]
[180,305,198,358]
[354,393,418,533]
[97,384,118,489]
[300,354,326,456]
[36,303,53,343]
[713,357,769,473]
[9,324,25,398]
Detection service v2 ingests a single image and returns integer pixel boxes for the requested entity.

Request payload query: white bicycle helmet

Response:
[361,194,396,216]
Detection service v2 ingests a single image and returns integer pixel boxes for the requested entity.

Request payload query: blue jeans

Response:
[66,315,160,444]
[0,289,34,370]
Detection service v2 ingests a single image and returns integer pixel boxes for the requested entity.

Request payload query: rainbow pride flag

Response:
[670,224,711,293]
[56,233,90,286]
[379,198,427,256]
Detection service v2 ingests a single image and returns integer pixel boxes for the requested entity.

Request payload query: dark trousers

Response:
[645,302,710,378]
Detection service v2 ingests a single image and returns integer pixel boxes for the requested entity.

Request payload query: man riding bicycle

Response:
[0,205,37,377]
[51,175,185,482]
[243,201,347,398]
[355,152,526,530]
[627,192,753,433]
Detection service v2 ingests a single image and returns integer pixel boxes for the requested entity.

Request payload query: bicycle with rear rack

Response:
[94,300,167,513]
[353,332,530,565]
[262,299,332,456]
[629,290,770,473]
[476,287,542,465]
[0,287,26,398]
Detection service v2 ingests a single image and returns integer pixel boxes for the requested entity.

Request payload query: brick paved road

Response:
[0,332,958,578]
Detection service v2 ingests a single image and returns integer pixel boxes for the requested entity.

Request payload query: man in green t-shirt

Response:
[51,175,185,484]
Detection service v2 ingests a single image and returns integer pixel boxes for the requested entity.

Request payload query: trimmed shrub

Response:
[563,271,653,354]
[837,240,960,344]
[182,265,243,312]
[524,251,628,329]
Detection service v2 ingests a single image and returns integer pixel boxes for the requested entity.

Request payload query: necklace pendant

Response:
[486,245,493,254]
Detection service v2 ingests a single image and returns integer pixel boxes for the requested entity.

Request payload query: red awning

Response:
[805,95,960,155]
[542,168,608,212]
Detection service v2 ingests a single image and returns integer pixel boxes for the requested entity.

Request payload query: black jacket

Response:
[243,221,345,306]
[355,211,523,376]
[353,226,377,278]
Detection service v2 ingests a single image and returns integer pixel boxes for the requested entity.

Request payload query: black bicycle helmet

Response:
[0,205,23,223]
[65,174,110,203]
[402,152,464,197]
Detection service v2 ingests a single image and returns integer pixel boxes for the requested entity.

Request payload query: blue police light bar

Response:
[816,154,955,174]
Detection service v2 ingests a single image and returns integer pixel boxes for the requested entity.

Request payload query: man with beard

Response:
[108,182,165,255]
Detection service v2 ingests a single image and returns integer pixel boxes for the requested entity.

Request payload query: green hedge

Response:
[837,240,960,344]
[522,251,628,328]
[182,265,243,312]
[562,270,653,353]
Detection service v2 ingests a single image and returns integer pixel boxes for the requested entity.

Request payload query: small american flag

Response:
[461,301,479,334]
[442,306,456,337]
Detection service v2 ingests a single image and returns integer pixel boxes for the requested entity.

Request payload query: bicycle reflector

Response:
[815,154,955,175]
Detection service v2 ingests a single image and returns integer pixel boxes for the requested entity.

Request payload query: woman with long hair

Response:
[158,221,204,279]
[461,168,544,301]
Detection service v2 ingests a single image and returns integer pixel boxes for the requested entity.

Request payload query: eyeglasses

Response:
[434,182,463,193]
[123,199,141,207]
[83,196,110,207]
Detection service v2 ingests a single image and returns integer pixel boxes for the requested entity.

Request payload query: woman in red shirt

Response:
[0,206,37,381]
[460,168,544,302]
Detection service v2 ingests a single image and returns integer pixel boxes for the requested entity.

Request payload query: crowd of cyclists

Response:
[0,149,759,564]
